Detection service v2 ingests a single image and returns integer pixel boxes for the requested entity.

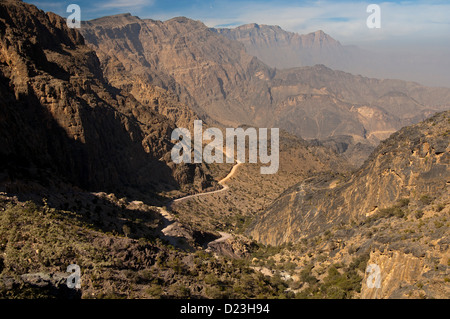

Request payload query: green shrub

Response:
[122,224,131,237]
[396,198,410,208]
[168,283,190,298]
[348,256,367,273]
[419,195,433,206]
[434,221,444,228]
[378,206,405,219]
[300,265,318,285]
[415,210,424,219]
[320,266,362,299]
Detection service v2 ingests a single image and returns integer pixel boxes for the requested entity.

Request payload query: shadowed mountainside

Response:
[0,0,214,197]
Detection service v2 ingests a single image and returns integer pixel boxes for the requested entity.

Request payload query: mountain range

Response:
[217,23,450,88]
[80,13,450,166]
[0,0,448,300]
[216,24,348,70]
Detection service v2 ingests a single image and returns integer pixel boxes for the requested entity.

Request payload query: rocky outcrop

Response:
[248,111,450,245]
[361,249,449,299]
[206,233,256,259]
[0,0,212,196]
[1,272,81,299]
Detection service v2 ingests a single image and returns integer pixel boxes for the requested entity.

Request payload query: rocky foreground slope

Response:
[0,0,289,299]
[246,111,449,298]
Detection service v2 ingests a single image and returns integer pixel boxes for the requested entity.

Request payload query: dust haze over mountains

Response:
[217,23,450,88]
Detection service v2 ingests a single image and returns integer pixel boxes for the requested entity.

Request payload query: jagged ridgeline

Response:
[0,0,214,196]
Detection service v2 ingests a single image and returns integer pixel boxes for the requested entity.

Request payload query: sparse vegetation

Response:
[0,198,305,299]
[415,210,424,219]
[419,195,433,206]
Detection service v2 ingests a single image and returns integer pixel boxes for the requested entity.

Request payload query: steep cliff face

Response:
[248,111,450,245]
[81,14,269,128]
[244,112,448,300]
[361,250,449,299]
[0,0,211,196]
[80,14,203,128]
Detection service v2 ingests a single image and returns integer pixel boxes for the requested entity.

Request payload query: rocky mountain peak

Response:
[306,29,341,47]
[87,12,142,27]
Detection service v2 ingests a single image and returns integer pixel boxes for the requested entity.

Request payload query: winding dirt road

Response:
[170,159,243,206]
[160,157,242,246]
